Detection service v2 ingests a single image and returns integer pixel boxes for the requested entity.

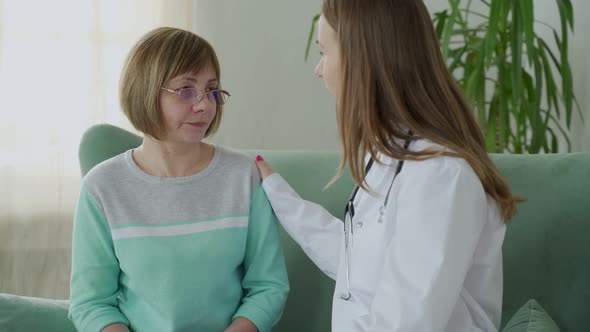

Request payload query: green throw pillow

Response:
[502,299,560,332]
[0,293,77,332]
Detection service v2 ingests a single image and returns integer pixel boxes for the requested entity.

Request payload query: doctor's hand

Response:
[255,155,275,180]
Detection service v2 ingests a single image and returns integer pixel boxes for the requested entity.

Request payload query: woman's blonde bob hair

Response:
[120,27,223,140]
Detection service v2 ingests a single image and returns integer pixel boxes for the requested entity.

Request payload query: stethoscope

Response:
[340,139,411,301]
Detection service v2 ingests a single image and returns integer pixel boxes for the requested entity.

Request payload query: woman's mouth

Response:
[187,122,208,128]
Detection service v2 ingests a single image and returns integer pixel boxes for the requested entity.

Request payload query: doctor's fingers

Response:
[255,155,276,180]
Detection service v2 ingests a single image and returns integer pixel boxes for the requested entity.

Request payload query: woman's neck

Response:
[132,136,214,178]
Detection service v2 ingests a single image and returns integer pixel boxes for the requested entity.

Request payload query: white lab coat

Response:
[261,140,506,332]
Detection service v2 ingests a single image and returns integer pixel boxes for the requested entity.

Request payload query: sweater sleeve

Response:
[68,185,129,332]
[232,184,290,332]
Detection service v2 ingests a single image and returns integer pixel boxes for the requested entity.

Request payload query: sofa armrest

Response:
[0,293,76,332]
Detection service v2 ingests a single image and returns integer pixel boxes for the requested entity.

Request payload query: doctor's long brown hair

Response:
[322,0,520,221]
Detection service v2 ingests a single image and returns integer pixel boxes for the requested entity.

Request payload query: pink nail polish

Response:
[256,155,264,161]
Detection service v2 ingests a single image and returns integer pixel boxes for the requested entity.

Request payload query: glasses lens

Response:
[210,90,220,105]
[211,90,229,105]
[179,89,196,102]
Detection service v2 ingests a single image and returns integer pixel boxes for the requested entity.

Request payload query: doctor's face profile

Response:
[314,15,341,97]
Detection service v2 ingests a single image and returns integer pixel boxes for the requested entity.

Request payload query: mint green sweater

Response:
[69,147,289,332]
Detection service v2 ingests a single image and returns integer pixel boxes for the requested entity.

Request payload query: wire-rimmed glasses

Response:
[160,87,231,105]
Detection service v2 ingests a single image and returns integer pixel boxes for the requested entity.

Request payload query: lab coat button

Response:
[355,221,363,229]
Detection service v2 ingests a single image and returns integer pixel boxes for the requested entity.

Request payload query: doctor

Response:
[255,0,521,331]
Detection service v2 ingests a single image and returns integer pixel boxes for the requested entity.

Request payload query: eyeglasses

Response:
[160,87,231,105]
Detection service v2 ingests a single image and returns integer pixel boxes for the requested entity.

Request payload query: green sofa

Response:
[1,124,589,331]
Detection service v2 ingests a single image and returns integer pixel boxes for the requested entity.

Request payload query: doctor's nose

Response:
[315,60,323,79]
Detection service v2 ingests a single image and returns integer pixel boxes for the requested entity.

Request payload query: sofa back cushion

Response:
[490,153,590,331]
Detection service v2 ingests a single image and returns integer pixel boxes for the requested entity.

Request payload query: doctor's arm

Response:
[368,162,488,331]
[256,157,343,280]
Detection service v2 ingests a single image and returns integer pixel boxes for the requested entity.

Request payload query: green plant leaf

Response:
[486,93,500,152]
[519,0,536,63]
[511,0,523,130]
[523,69,542,152]
[551,131,558,152]
[434,10,449,39]
[573,95,585,121]
[482,0,502,67]
[557,0,574,30]
[448,46,468,73]
[555,1,573,128]
[304,14,320,61]
[441,0,461,61]
[562,60,573,128]
[497,59,509,152]
[538,40,561,119]
[540,107,552,152]
[543,33,561,68]
[546,112,573,151]
[529,45,544,152]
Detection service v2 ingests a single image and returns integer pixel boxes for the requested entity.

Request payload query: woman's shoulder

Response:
[215,145,254,165]
[401,140,503,228]
[404,140,482,190]
[214,145,261,183]
[82,150,130,189]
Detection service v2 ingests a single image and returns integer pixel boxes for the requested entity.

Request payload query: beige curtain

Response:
[0,0,196,299]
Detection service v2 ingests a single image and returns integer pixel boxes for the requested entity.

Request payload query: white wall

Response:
[195,0,339,151]
[196,0,589,152]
